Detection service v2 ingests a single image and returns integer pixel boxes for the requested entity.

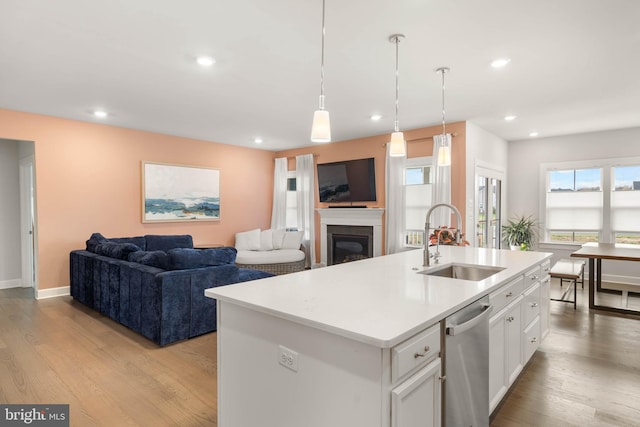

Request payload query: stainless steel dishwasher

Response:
[443,295,493,427]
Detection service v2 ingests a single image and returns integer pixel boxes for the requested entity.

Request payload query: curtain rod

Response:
[381,132,458,148]
[274,153,320,160]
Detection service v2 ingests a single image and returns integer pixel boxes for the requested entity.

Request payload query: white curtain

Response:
[431,134,452,228]
[270,157,288,230]
[296,154,316,268]
[385,144,405,254]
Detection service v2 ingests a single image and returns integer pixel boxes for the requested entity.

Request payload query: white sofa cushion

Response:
[272,229,286,249]
[260,229,274,251]
[236,249,305,265]
[235,228,261,251]
[282,230,304,249]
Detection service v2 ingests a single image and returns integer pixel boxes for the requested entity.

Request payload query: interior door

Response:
[476,167,504,249]
[19,155,36,291]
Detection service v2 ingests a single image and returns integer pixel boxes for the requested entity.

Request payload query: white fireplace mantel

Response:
[317,208,384,267]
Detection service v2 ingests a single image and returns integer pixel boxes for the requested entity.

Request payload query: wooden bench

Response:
[550,259,586,310]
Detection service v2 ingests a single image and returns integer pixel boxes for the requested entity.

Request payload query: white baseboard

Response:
[0,278,23,289]
[36,286,70,300]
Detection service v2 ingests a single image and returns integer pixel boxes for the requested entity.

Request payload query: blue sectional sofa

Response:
[70,233,273,346]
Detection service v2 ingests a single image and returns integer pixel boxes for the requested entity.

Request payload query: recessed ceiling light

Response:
[196,56,215,67]
[504,115,517,121]
[254,138,263,144]
[529,132,539,137]
[370,114,382,121]
[491,58,511,68]
[93,110,107,118]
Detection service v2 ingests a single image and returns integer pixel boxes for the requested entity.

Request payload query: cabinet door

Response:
[540,275,551,338]
[489,308,508,413]
[506,301,523,385]
[391,358,441,427]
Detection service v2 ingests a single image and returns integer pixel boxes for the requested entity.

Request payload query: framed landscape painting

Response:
[142,162,220,223]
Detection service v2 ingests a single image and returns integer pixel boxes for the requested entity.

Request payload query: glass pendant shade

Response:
[389,131,406,157]
[311,109,331,142]
[437,144,451,166]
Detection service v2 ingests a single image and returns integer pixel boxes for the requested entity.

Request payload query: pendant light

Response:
[436,66,451,166]
[311,0,331,142]
[388,34,406,157]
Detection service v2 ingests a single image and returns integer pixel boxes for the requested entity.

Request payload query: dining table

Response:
[571,242,640,315]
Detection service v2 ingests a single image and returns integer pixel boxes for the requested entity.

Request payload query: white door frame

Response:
[19,155,37,294]
[475,162,506,249]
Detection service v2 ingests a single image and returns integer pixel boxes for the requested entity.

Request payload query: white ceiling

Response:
[1,0,639,151]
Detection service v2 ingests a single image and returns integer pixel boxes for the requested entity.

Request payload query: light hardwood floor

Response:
[1,282,639,427]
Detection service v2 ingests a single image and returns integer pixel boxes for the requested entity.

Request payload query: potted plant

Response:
[501,215,538,251]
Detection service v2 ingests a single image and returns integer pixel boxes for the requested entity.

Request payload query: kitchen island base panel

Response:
[217,302,386,427]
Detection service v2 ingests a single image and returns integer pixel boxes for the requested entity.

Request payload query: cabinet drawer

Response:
[489,276,524,314]
[523,316,540,362]
[522,282,541,327]
[392,323,440,383]
[524,265,542,287]
[540,260,551,277]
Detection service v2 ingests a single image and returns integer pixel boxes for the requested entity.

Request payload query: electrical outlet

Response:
[278,345,299,372]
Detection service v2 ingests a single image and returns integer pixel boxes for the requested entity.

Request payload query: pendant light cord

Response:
[394,36,400,132]
[319,0,326,110]
[436,67,451,136]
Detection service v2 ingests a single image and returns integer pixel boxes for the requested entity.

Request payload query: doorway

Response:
[475,166,504,249]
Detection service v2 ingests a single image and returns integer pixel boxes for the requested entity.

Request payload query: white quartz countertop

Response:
[206,246,551,348]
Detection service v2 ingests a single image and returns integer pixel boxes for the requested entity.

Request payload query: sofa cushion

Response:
[128,250,170,270]
[260,229,274,251]
[236,248,305,264]
[110,236,147,251]
[95,242,142,260]
[145,234,193,252]
[272,229,286,249]
[235,228,261,251]
[282,230,304,249]
[86,232,109,252]
[167,247,238,270]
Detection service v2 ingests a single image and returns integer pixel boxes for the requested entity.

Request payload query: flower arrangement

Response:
[429,226,470,246]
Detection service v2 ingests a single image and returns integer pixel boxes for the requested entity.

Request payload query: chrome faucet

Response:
[424,203,463,267]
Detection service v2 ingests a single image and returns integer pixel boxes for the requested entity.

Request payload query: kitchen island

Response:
[205,246,551,427]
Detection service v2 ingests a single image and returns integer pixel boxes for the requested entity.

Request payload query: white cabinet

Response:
[391,357,442,427]
[489,259,550,414]
[489,294,523,412]
[391,323,442,427]
[539,261,551,338]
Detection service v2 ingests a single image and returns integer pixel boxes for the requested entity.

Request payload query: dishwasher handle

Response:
[446,304,493,336]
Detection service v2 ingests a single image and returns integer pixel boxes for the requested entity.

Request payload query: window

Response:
[542,160,640,245]
[404,161,432,247]
[546,168,602,243]
[611,165,640,244]
[285,172,297,230]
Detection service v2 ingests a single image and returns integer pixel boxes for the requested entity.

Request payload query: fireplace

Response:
[317,208,384,267]
[327,225,373,265]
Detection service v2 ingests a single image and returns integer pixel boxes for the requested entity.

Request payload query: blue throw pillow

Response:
[95,242,142,260]
[128,250,170,270]
[110,236,147,251]
[145,235,194,252]
[167,247,237,270]
[86,232,108,252]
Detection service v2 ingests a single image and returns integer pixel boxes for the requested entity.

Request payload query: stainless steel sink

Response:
[418,263,505,281]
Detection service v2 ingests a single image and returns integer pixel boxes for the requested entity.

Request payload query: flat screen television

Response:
[317,157,377,203]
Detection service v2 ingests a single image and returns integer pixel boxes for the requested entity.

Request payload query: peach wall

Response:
[276,121,467,263]
[0,108,274,290]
